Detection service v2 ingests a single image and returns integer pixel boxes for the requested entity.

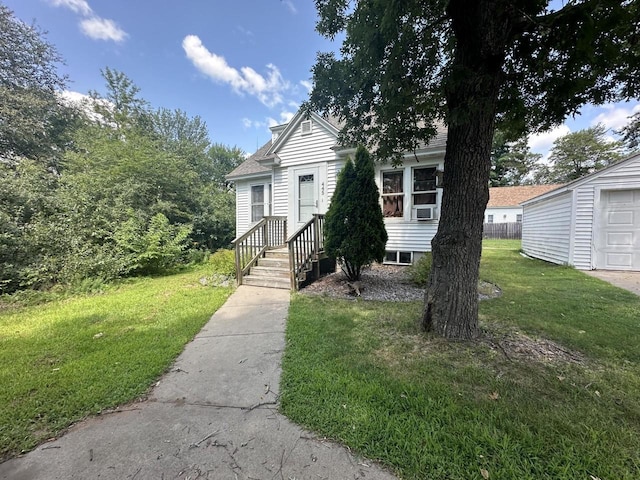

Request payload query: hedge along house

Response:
[521,152,640,271]
[226,109,446,289]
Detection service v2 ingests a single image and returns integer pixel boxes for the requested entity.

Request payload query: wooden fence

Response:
[483,222,522,240]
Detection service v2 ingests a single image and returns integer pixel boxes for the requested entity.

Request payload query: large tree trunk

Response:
[421,0,513,339]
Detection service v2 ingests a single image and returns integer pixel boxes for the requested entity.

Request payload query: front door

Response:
[295,168,319,225]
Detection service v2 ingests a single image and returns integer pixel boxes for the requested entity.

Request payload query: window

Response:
[516,214,523,223]
[384,250,412,265]
[412,167,437,206]
[382,170,404,217]
[301,120,312,135]
[251,184,271,222]
[487,214,494,224]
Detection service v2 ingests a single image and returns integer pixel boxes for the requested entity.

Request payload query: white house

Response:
[521,153,640,271]
[227,110,446,270]
[486,185,561,224]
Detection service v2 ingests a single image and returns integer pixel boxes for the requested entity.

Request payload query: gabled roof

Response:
[521,152,640,207]
[266,110,340,155]
[488,185,563,207]
[225,140,272,180]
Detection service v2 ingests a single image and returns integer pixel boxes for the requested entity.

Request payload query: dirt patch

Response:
[483,327,587,365]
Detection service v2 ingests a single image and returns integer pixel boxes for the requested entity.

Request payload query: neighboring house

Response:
[521,153,640,271]
[486,185,562,224]
[226,109,447,267]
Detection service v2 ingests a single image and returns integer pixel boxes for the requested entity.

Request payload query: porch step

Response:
[264,247,289,260]
[249,265,290,278]
[257,257,290,269]
[243,275,290,289]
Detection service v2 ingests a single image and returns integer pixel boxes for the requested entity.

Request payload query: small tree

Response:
[324,146,387,281]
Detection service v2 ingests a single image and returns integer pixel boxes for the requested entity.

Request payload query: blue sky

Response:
[5,0,639,158]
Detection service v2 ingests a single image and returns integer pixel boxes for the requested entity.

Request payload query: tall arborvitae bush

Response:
[324,146,387,281]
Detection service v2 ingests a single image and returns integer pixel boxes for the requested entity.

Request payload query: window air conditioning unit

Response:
[415,206,436,221]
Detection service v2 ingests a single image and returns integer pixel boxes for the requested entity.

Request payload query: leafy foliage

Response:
[0,9,241,294]
[490,132,541,186]
[324,146,387,281]
[537,124,623,184]
[408,252,433,287]
[0,5,80,169]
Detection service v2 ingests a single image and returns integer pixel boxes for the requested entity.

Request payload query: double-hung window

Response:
[381,170,404,217]
[411,167,437,220]
[251,183,271,222]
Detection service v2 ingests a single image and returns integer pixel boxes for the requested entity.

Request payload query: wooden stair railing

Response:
[286,214,325,290]
[232,216,287,285]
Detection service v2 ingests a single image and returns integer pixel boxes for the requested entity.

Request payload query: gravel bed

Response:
[299,263,424,302]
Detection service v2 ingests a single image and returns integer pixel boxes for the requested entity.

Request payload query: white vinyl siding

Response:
[277,121,337,169]
[385,221,438,252]
[272,167,288,217]
[235,181,250,237]
[522,191,572,265]
[572,186,595,269]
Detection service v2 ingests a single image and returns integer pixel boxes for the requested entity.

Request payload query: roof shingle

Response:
[488,185,563,207]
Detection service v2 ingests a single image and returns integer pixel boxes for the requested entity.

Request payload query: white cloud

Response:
[49,0,92,16]
[299,80,313,92]
[282,0,297,14]
[49,0,127,43]
[80,17,127,42]
[528,124,571,155]
[591,103,640,131]
[267,110,295,127]
[182,35,290,108]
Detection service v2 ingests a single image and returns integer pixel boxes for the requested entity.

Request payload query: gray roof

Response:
[226,140,272,180]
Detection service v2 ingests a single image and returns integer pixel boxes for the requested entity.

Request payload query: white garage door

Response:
[596,189,640,270]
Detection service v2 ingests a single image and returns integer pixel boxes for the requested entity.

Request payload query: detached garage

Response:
[521,153,640,272]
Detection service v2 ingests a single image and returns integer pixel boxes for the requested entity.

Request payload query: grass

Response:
[280,241,640,479]
[0,264,232,461]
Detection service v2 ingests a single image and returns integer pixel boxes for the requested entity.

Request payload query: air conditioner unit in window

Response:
[415,206,436,221]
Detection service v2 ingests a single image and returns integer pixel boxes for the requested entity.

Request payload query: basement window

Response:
[384,250,412,265]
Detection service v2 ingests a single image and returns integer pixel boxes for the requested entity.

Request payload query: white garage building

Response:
[521,153,640,271]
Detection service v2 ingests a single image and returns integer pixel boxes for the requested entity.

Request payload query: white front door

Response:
[295,167,319,225]
[596,189,640,270]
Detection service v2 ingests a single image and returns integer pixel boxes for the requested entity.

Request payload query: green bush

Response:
[408,252,432,286]
[208,249,235,278]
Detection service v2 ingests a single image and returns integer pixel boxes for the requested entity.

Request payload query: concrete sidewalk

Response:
[0,286,396,480]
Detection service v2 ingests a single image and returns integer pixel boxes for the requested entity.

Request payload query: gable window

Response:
[251,183,271,222]
[382,170,404,217]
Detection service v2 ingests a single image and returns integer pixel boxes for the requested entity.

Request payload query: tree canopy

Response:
[538,124,623,183]
[308,0,640,338]
[0,4,80,168]
[0,5,243,294]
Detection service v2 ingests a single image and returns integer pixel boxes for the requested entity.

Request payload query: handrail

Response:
[232,216,287,285]
[286,214,325,290]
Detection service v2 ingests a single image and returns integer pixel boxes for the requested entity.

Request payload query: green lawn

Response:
[0,265,232,461]
[280,241,640,479]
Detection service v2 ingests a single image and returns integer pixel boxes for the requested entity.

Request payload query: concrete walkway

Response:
[584,270,640,296]
[0,286,396,480]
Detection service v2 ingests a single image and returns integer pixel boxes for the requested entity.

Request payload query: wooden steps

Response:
[242,247,292,289]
